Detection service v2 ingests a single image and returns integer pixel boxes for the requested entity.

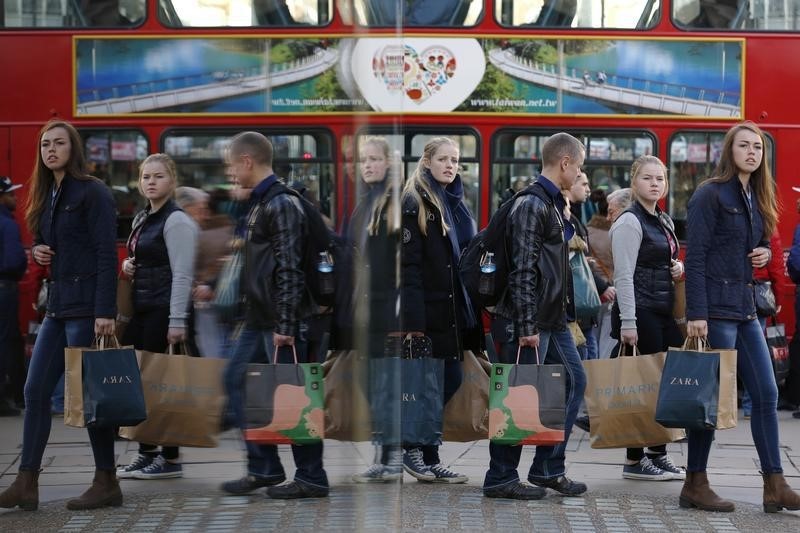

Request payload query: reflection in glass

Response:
[497,0,660,29]
[2,0,144,27]
[159,0,332,26]
[673,0,800,30]
[352,0,482,26]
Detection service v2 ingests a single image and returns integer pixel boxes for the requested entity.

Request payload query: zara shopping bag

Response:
[65,336,146,428]
[489,347,566,446]
[244,346,325,445]
[119,349,226,447]
[655,338,737,430]
[583,346,685,449]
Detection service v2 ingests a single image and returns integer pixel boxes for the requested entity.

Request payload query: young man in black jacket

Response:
[220,131,328,499]
[484,132,589,500]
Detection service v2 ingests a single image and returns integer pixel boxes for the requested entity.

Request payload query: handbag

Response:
[570,250,601,320]
[64,336,147,428]
[583,345,685,448]
[655,338,737,430]
[119,348,227,447]
[489,346,566,446]
[213,251,242,323]
[753,280,778,317]
[243,346,325,445]
[766,318,790,384]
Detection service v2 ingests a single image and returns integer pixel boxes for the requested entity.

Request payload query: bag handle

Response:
[683,336,710,351]
[615,343,640,357]
[94,335,120,350]
[167,343,192,356]
[516,345,540,365]
[272,344,298,364]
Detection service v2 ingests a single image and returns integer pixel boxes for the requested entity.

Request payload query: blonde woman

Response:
[399,137,479,483]
[610,155,686,482]
[116,153,198,480]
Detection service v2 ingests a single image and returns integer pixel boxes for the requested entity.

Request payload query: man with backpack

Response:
[220,131,329,499]
[482,132,588,500]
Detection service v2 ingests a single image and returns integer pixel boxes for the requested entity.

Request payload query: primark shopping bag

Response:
[583,346,685,449]
[243,346,325,445]
[65,336,146,429]
[655,338,737,430]
[443,350,492,442]
[489,347,566,446]
[766,319,790,384]
[119,348,226,447]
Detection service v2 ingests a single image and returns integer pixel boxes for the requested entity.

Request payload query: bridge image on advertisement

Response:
[76,48,339,115]
[488,48,740,117]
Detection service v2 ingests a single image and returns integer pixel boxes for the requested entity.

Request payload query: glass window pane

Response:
[80,129,148,240]
[497,0,661,29]
[673,0,800,31]
[353,0,482,26]
[162,130,336,221]
[491,130,654,216]
[2,0,144,27]
[159,0,333,27]
[668,130,775,240]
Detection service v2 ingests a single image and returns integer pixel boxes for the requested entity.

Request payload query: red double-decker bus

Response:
[2,0,799,334]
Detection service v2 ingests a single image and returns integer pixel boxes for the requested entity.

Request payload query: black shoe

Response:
[266,480,329,499]
[221,475,286,495]
[793,411,800,419]
[574,415,590,432]
[528,475,587,496]
[484,481,546,500]
[0,404,20,417]
[777,400,798,411]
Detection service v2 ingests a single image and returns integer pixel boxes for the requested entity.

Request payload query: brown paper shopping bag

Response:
[583,348,685,449]
[443,350,491,442]
[119,350,226,447]
[322,350,372,441]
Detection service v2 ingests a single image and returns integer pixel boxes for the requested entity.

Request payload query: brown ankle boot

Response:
[679,471,735,512]
[66,469,123,511]
[763,472,800,513]
[0,470,40,511]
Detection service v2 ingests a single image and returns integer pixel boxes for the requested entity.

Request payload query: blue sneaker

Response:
[402,448,435,481]
[132,455,183,479]
[116,453,153,479]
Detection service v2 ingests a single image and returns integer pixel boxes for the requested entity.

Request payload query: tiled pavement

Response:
[1,411,799,531]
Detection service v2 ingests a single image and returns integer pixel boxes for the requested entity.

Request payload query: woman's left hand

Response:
[94,318,115,336]
[167,327,186,344]
[670,259,684,280]
[748,247,771,269]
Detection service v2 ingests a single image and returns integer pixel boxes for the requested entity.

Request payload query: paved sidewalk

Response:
[1,411,799,531]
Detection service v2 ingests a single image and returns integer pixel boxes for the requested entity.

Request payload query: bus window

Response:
[353,0,482,26]
[158,0,332,26]
[673,0,800,30]
[353,130,480,223]
[2,0,144,27]
[668,130,775,240]
[79,129,148,240]
[491,130,655,217]
[497,0,661,29]
[162,129,335,221]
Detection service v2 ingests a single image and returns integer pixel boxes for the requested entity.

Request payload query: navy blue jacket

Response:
[685,177,768,321]
[0,205,26,280]
[35,175,118,319]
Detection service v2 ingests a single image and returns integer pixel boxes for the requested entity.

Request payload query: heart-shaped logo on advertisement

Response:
[352,38,485,112]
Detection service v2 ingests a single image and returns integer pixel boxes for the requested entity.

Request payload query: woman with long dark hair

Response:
[684,121,800,513]
[0,120,119,511]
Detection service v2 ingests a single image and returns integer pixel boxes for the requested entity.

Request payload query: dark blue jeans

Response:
[224,323,328,488]
[21,316,116,471]
[483,327,587,489]
[419,359,462,465]
[687,318,782,474]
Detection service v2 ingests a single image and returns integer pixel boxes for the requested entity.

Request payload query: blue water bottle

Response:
[317,252,335,295]
[479,252,496,296]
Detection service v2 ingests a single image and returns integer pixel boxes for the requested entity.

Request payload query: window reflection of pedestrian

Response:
[0,176,26,417]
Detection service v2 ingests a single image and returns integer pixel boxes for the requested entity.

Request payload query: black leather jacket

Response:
[241,189,310,335]
[495,182,573,336]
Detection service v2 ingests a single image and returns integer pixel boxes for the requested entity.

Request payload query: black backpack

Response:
[261,182,354,314]
[459,185,538,310]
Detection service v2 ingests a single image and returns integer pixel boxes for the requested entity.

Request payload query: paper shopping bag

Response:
[443,350,491,442]
[119,350,226,447]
